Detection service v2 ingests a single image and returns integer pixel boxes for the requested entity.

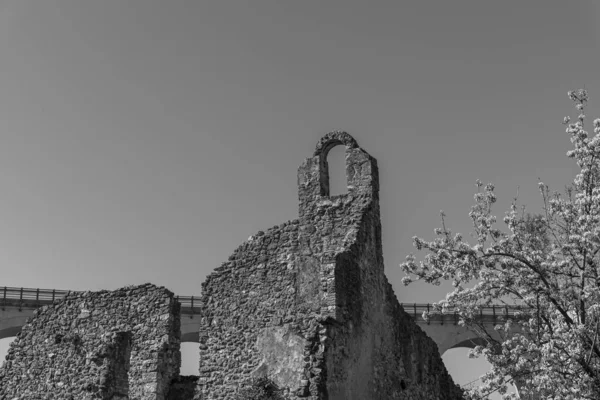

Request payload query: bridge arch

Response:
[450,336,489,351]
[417,320,509,355]
[0,326,22,341]
[418,323,480,355]
[0,310,34,340]
[403,303,523,355]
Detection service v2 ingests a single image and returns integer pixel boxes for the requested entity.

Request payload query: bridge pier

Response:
[408,308,539,399]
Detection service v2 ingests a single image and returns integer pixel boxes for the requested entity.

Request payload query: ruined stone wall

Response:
[322,187,462,399]
[194,133,378,399]
[195,132,463,399]
[384,281,463,399]
[0,283,181,400]
[0,132,463,399]
[196,219,305,399]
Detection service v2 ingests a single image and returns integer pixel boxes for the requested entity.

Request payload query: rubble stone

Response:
[195,131,463,399]
[0,283,181,400]
[0,132,463,400]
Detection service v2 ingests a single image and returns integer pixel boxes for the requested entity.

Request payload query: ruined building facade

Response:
[0,284,181,399]
[0,132,463,399]
[195,132,462,399]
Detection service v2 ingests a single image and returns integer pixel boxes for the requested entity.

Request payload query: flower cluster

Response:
[401,90,600,399]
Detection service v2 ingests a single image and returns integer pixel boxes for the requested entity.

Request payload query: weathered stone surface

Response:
[195,131,463,399]
[0,283,181,400]
[0,132,463,399]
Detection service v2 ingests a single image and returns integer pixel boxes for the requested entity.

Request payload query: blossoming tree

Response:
[401,89,600,400]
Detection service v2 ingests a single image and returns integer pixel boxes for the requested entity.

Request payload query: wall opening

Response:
[326,145,348,196]
[0,336,15,366]
[180,342,200,376]
[112,332,132,398]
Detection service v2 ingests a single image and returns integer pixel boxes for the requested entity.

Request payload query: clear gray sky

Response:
[0,1,598,396]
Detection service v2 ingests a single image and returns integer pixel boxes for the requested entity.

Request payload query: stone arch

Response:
[313,131,359,197]
[418,323,506,355]
[313,131,359,158]
[436,329,490,354]
[447,336,489,352]
[297,131,378,218]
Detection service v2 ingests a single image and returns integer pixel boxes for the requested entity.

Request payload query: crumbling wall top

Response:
[0,283,181,400]
[298,131,379,220]
[313,131,359,157]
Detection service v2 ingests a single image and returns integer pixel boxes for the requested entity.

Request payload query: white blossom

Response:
[400,90,600,399]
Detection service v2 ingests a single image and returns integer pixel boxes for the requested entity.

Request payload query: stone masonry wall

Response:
[0,283,181,400]
[195,131,463,399]
[0,132,463,399]
[196,219,304,399]
[322,195,463,399]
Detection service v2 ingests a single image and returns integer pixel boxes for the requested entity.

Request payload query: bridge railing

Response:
[174,295,203,315]
[0,286,71,310]
[1,286,527,323]
[0,286,206,314]
[402,303,529,325]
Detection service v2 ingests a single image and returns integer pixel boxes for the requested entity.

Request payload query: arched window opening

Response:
[325,145,348,196]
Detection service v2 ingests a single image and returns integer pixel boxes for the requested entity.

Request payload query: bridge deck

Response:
[0,286,526,325]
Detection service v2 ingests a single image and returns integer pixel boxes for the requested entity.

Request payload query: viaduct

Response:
[0,286,519,355]
[0,132,535,398]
